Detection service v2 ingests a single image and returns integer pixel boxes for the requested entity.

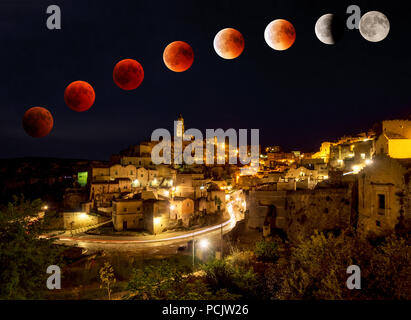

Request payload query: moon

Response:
[64,81,95,112]
[22,107,53,138]
[163,41,194,72]
[113,59,144,90]
[213,28,244,59]
[264,19,296,51]
[359,11,390,42]
[315,14,344,45]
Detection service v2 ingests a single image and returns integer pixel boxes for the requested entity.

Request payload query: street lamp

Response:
[192,238,210,269]
[199,239,209,249]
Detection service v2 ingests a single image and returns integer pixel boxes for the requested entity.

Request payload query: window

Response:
[378,194,386,210]
[123,207,127,212]
[376,220,381,227]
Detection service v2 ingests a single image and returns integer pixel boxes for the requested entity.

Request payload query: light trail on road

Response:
[57,205,237,245]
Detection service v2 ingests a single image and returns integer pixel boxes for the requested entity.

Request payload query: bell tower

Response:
[176,114,184,138]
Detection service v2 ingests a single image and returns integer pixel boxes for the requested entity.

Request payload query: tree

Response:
[0,196,63,299]
[99,262,116,300]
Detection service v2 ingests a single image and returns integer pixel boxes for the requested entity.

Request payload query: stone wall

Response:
[247,185,355,242]
[285,187,354,242]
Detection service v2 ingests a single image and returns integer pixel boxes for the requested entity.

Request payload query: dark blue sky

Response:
[1,0,410,160]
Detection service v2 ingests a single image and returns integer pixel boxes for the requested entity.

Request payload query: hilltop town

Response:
[2,116,411,241]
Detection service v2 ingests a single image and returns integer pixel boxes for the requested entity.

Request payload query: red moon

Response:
[163,41,194,72]
[22,107,54,138]
[213,28,244,59]
[113,59,144,90]
[64,81,95,112]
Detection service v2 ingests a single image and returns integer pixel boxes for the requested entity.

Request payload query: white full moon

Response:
[359,11,390,42]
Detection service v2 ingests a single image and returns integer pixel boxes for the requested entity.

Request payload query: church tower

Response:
[176,114,184,138]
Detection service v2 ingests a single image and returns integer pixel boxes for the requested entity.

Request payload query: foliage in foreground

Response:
[99,262,116,300]
[0,196,63,299]
[126,231,410,300]
[268,231,411,300]
[126,260,238,300]
[254,240,279,262]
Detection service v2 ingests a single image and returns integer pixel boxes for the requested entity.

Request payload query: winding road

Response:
[55,204,240,254]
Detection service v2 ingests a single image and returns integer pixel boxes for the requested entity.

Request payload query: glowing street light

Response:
[42,205,48,210]
[199,239,209,249]
[79,212,88,219]
[192,238,210,269]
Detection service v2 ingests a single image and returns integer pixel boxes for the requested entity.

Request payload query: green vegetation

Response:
[254,239,279,262]
[127,232,410,300]
[99,262,116,300]
[0,196,64,299]
[127,258,238,300]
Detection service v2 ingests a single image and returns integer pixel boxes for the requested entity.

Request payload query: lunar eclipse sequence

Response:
[22,10,390,138]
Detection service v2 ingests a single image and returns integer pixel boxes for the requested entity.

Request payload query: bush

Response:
[255,240,279,262]
[202,258,259,298]
[127,259,239,300]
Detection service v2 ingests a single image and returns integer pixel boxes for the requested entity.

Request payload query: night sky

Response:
[1,0,410,160]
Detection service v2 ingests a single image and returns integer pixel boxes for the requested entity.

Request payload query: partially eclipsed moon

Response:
[359,11,390,42]
[213,28,244,59]
[315,14,344,45]
[264,19,296,51]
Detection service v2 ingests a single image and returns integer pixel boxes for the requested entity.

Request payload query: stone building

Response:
[169,197,194,226]
[358,155,411,236]
[110,164,137,181]
[90,178,131,197]
[91,166,110,182]
[120,156,152,168]
[143,199,171,234]
[112,198,144,231]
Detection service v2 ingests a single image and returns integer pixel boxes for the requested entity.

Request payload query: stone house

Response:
[91,166,110,182]
[169,197,194,226]
[110,164,137,181]
[375,120,411,159]
[112,198,144,231]
[90,178,131,197]
[358,155,411,236]
[120,156,152,168]
[143,199,171,234]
